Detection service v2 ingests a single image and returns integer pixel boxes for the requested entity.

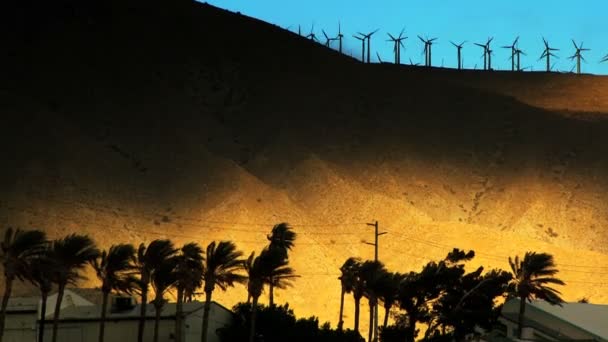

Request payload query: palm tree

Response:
[243,248,294,342]
[49,234,99,342]
[151,257,177,342]
[359,260,387,342]
[338,257,360,330]
[26,246,55,342]
[243,251,265,342]
[174,243,204,342]
[0,228,47,342]
[266,223,296,306]
[200,241,246,342]
[135,239,177,342]
[350,260,366,334]
[93,244,137,342]
[509,252,565,339]
[377,272,404,329]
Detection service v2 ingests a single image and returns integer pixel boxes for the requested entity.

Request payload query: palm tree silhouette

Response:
[151,256,178,342]
[26,246,55,342]
[359,260,387,342]
[263,248,299,309]
[338,257,360,330]
[48,234,99,342]
[243,248,294,342]
[200,241,246,342]
[509,252,565,339]
[0,228,47,342]
[135,239,177,342]
[350,259,366,334]
[377,272,404,329]
[173,243,204,342]
[243,251,265,342]
[266,223,296,306]
[93,244,137,342]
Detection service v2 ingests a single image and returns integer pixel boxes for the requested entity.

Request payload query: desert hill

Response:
[2,0,608,332]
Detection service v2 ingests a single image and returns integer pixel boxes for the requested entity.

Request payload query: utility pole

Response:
[364,221,387,342]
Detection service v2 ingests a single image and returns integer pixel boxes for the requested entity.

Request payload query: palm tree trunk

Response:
[0,276,14,342]
[383,304,390,329]
[407,314,416,342]
[368,300,374,342]
[517,297,526,339]
[354,296,361,333]
[201,290,212,342]
[137,288,148,342]
[338,288,345,330]
[268,281,274,307]
[98,291,109,342]
[175,287,184,342]
[153,303,161,342]
[249,296,259,342]
[39,291,48,342]
[51,284,65,342]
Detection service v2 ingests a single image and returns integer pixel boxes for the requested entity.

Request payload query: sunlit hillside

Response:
[2,0,608,334]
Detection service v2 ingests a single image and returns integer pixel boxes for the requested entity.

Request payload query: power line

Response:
[4,201,608,273]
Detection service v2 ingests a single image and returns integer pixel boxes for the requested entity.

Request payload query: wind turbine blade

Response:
[542,36,548,47]
[388,33,396,40]
[572,39,578,50]
[399,28,405,38]
[323,30,329,39]
[418,35,425,42]
[514,36,519,46]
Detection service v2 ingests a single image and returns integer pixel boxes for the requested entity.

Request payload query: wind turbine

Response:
[409,58,420,66]
[306,25,319,43]
[569,40,590,74]
[358,29,379,63]
[418,36,438,67]
[540,37,559,72]
[353,33,366,62]
[450,41,466,70]
[387,29,407,64]
[475,37,493,70]
[336,22,344,53]
[514,47,526,71]
[322,29,336,48]
[502,36,520,71]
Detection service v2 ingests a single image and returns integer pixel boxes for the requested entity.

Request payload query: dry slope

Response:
[1,0,608,331]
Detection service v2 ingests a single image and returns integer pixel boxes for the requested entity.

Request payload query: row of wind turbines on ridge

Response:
[293,23,608,74]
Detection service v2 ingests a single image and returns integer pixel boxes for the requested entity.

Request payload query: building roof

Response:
[47,301,232,322]
[502,299,608,341]
[64,288,104,305]
[6,296,39,313]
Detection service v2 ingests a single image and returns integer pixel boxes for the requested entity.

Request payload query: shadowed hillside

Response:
[2,0,608,331]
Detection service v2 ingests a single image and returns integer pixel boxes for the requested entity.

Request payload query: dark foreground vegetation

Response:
[0,223,565,342]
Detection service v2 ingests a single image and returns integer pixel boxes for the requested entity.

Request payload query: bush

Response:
[217,302,364,342]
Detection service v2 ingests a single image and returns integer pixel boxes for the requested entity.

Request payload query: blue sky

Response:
[204,0,608,74]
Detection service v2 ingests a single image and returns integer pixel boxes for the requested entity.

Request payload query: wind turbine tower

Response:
[569,40,590,74]
[353,33,366,62]
[358,29,379,63]
[451,41,466,70]
[418,36,438,67]
[502,37,520,71]
[388,29,407,64]
[540,37,559,72]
